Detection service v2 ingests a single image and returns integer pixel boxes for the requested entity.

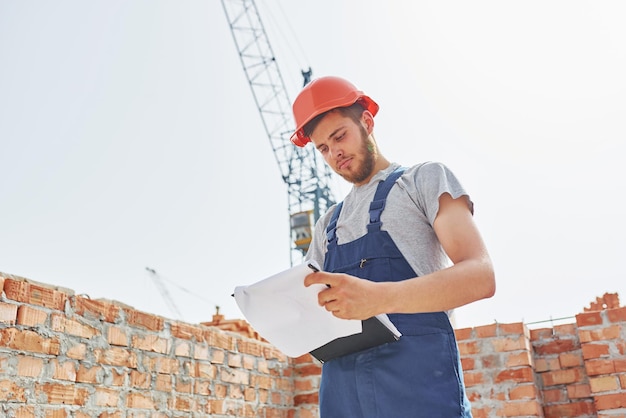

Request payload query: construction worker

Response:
[290,76,495,417]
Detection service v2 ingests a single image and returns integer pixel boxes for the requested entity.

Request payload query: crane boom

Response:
[145,267,184,320]
[220,0,335,260]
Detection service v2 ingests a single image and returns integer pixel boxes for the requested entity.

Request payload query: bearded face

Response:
[340,124,377,185]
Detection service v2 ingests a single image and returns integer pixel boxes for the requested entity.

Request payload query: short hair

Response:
[302,102,365,140]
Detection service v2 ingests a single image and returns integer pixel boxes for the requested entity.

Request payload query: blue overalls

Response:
[319,167,472,418]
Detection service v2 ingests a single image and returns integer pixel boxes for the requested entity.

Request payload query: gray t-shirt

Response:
[305,162,473,279]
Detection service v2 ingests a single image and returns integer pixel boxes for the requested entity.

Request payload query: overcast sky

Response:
[1,0,624,331]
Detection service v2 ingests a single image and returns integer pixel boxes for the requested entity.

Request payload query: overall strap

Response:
[326,201,344,244]
[326,165,409,244]
[368,166,407,232]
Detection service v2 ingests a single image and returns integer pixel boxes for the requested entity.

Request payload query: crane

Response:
[220,0,336,263]
[145,267,184,320]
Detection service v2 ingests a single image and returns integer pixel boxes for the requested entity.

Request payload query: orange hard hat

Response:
[290,76,379,147]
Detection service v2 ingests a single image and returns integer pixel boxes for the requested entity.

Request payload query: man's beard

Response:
[338,127,377,185]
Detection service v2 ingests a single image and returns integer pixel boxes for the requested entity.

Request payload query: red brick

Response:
[72,296,121,323]
[130,370,151,389]
[567,383,591,398]
[17,355,44,377]
[544,401,596,418]
[498,322,526,336]
[94,347,137,368]
[607,307,626,323]
[542,388,567,403]
[51,359,77,381]
[0,328,60,355]
[590,376,619,393]
[553,323,576,336]
[534,357,560,372]
[461,356,475,371]
[174,340,191,357]
[168,395,193,411]
[125,392,156,409]
[251,374,272,389]
[13,406,36,418]
[42,407,70,418]
[582,343,610,359]
[194,343,210,361]
[0,302,18,324]
[470,406,492,418]
[506,351,532,368]
[577,311,603,327]
[474,323,498,338]
[491,335,529,352]
[170,322,205,341]
[294,378,315,392]
[499,400,542,416]
[509,384,538,400]
[542,368,584,386]
[50,314,99,339]
[110,369,126,386]
[200,363,219,380]
[142,355,179,374]
[579,325,621,342]
[155,373,172,392]
[195,379,211,396]
[94,387,119,407]
[228,353,243,368]
[295,363,322,377]
[76,364,101,384]
[595,392,626,410]
[131,334,168,353]
[530,327,553,341]
[534,338,578,355]
[586,359,616,375]
[107,326,128,347]
[37,383,89,406]
[124,308,164,332]
[66,342,87,360]
[294,392,319,406]
[458,340,481,355]
[463,371,485,386]
[495,367,534,383]
[3,279,67,310]
[205,329,236,351]
[243,355,255,370]
[175,379,192,394]
[559,352,583,368]
[238,340,264,357]
[17,305,48,326]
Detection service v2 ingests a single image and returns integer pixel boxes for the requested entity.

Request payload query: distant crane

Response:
[145,267,184,320]
[221,0,336,263]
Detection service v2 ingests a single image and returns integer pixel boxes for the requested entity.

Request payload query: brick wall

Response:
[453,295,626,418]
[1,271,625,418]
[0,272,318,417]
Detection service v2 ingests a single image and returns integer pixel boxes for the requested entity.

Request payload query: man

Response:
[290,76,495,417]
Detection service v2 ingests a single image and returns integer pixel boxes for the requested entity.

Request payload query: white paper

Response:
[374,313,402,339]
[233,262,363,357]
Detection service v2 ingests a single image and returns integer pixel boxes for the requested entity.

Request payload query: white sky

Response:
[1,1,624,330]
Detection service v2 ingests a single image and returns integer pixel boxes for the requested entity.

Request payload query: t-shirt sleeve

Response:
[408,162,473,226]
[303,203,336,267]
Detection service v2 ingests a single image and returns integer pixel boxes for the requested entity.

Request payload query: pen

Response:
[307,263,330,287]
